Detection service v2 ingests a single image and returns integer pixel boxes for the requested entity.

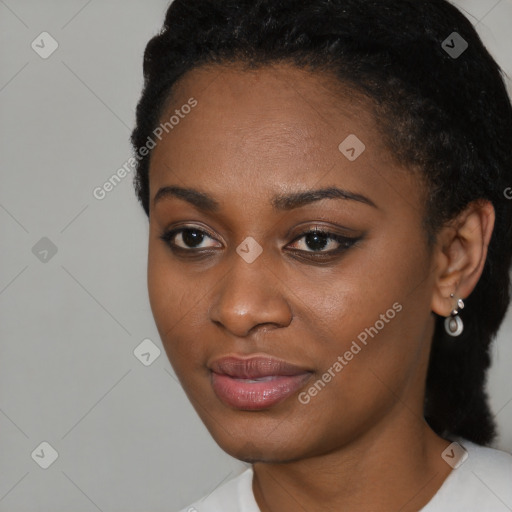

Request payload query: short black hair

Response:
[131,0,512,445]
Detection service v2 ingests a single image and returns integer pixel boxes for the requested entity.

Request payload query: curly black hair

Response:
[131,0,512,445]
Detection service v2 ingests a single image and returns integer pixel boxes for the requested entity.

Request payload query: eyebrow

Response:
[152,185,377,212]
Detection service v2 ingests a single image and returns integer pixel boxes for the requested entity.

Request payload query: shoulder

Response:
[176,466,259,512]
[422,438,512,511]
[462,438,512,472]
[460,437,512,491]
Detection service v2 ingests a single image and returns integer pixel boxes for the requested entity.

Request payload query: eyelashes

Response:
[159,227,220,253]
[289,229,358,254]
[159,225,361,259]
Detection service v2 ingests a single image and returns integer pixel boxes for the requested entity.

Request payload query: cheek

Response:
[298,233,430,374]
[147,241,174,330]
[147,238,215,375]
[147,240,189,352]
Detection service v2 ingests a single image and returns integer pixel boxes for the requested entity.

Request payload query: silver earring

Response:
[444,293,464,337]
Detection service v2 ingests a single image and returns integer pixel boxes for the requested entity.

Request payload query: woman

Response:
[130,0,512,510]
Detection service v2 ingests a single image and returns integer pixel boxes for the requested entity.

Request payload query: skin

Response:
[146,62,495,512]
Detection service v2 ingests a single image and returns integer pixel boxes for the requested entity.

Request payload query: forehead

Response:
[148,62,421,216]
[164,61,378,144]
[151,62,386,160]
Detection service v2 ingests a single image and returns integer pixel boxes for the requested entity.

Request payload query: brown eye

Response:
[160,227,221,250]
[288,229,359,254]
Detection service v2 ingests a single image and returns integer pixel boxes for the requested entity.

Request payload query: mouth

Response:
[209,355,313,410]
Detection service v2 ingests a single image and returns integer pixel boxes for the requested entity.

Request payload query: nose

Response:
[208,253,293,338]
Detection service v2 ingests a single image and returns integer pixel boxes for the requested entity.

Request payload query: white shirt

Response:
[178,439,512,511]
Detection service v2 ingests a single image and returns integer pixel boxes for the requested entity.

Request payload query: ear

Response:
[430,200,495,317]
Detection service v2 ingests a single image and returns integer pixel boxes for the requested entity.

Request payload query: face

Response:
[147,63,438,462]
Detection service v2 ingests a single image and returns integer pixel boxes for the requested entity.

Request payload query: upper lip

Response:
[210,355,311,379]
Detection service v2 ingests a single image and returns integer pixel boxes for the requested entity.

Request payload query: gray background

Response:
[0,1,511,510]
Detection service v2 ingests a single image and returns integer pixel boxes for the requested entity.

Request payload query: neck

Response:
[252,412,452,512]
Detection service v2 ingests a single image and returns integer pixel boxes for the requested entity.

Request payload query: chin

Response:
[202,417,314,463]
[224,442,301,464]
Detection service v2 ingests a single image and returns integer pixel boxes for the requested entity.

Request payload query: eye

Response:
[159,227,221,251]
[287,228,359,254]
[159,225,360,257]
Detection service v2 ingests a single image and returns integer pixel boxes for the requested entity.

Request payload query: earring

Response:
[444,293,464,337]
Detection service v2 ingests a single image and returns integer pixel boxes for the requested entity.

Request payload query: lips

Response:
[209,356,312,410]
[210,355,310,378]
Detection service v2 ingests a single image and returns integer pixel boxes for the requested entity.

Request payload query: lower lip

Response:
[211,372,312,410]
